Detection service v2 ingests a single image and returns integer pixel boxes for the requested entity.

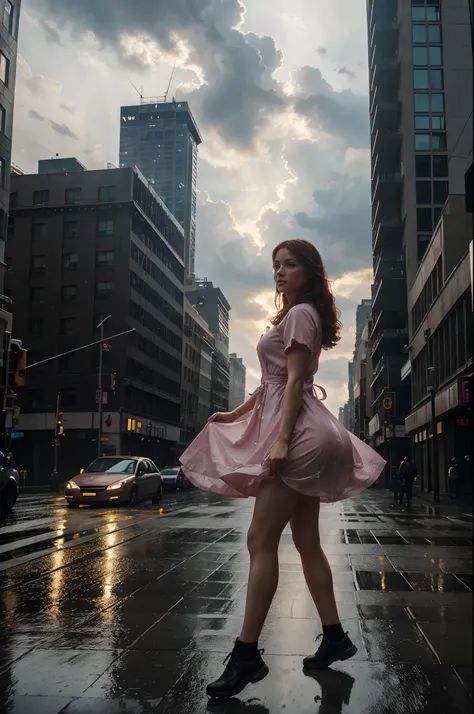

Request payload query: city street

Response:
[0,488,472,713]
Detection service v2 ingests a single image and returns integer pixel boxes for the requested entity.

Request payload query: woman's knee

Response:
[247,523,280,556]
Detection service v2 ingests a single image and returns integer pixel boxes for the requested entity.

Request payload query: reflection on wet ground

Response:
[0,490,472,712]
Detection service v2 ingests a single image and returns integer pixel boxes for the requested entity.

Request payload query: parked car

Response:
[161,466,191,490]
[65,456,163,507]
[0,451,20,514]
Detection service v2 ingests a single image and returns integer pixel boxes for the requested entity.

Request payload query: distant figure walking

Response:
[448,458,461,499]
[397,457,417,508]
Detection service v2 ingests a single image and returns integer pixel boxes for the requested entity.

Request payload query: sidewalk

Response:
[0,489,472,713]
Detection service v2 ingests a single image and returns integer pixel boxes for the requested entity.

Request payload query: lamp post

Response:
[427,366,439,502]
[96,315,112,458]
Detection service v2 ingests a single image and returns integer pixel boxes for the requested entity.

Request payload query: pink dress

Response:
[180,303,386,502]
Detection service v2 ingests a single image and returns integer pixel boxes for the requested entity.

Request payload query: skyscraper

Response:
[119,98,201,274]
[366,0,473,473]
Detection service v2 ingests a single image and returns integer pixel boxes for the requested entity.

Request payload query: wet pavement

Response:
[0,488,472,713]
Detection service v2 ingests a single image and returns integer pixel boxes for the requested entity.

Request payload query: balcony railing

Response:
[371,328,409,358]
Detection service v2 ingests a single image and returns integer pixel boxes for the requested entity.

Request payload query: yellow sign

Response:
[382,396,393,410]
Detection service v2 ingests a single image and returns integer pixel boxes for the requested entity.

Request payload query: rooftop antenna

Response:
[129,79,144,102]
[164,64,176,102]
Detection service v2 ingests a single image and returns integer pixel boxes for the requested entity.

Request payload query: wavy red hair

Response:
[271,239,341,350]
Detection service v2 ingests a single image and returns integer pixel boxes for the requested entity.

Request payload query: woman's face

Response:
[273,248,307,301]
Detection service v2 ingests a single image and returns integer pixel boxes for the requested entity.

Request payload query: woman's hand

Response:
[209,411,238,424]
[268,438,289,476]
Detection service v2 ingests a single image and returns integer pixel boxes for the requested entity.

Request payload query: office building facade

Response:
[119,99,201,274]
[366,0,473,480]
[5,160,185,482]
[186,277,231,413]
[229,353,246,413]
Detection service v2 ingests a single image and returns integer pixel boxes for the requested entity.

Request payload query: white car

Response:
[161,467,191,490]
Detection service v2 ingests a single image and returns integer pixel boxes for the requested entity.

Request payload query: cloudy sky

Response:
[14,0,373,416]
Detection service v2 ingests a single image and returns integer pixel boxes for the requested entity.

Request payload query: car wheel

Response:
[67,502,80,509]
[128,485,138,506]
[1,485,17,514]
[152,484,163,505]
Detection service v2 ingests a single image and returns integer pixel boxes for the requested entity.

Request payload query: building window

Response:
[429,46,442,66]
[62,285,77,303]
[96,250,114,267]
[415,116,430,130]
[60,317,75,335]
[433,181,448,206]
[413,47,428,65]
[415,133,430,151]
[62,252,79,270]
[0,155,5,187]
[433,206,443,226]
[30,287,44,304]
[414,94,429,113]
[33,190,50,206]
[98,186,116,202]
[97,218,114,236]
[32,223,47,239]
[417,207,433,232]
[64,220,80,239]
[412,24,427,43]
[31,254,47,271]
[429,69,443,89]
[431,116,445,130]
[9,192,17,209]
[28,319,43,336]
[428,25,441,43]
[0,104,6,134]
[413,70,429,89]
[65,187,82,205]
[432,155,448,177]
[432,132,446,151]
[0,51,9,86]
[95,281,114,299]
[412,7,425,21]
[2,1,14,35]
[426,7,441,21]
[416,181,432,205]
[430,93,444,112]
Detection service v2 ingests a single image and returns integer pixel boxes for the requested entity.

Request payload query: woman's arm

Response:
[268,347,311,474]
[233,390,259,419]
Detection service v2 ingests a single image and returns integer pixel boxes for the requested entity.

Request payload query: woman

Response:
[180,239,386,700]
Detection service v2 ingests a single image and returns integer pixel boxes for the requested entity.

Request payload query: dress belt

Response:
[259,376,327,401]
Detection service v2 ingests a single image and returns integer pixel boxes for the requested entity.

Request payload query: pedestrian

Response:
[180,239,386,700]
[398,458,417,508]
[394,457,409,501]
[448,458,461,499]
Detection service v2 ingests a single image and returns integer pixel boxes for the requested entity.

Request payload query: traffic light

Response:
[9,340,27,387]
[110,373,116,391]
[57,413,65,437]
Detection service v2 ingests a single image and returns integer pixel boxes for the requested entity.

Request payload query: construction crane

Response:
[163,64,176,102]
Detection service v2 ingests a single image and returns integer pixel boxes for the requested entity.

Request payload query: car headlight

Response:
[66,481,79,490]
[106,480,127,490]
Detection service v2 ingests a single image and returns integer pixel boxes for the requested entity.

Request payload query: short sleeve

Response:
[281,305,318,354]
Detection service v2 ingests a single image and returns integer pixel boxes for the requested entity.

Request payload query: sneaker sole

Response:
[303,644,358,670]
[207,664,269,699]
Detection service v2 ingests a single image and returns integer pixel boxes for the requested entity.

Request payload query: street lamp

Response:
[427,366,440,502]
[96,315,112,458]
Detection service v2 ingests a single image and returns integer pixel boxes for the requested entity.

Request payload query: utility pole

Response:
[54,391,60,473]
[96,316,111,458]
[1,309,12,456]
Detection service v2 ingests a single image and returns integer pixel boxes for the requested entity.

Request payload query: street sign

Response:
[11,431,24,439]
[382,396,393,410]
[96,390,108,404]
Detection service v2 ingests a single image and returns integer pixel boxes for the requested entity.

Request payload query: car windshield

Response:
[85,458,137,474]
[161,468,178,475]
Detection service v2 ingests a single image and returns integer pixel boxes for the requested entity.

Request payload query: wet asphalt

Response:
[0,487,472,713]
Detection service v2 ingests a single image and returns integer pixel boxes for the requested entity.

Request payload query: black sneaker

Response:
[206,642,269,699]
[303,632,357,670]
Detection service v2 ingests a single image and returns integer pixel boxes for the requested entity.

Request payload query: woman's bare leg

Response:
[239,479,300,642]
[290,495,340,625]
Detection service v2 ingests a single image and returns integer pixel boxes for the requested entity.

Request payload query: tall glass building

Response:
[119,99,202,275]
[366,0,473,479]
